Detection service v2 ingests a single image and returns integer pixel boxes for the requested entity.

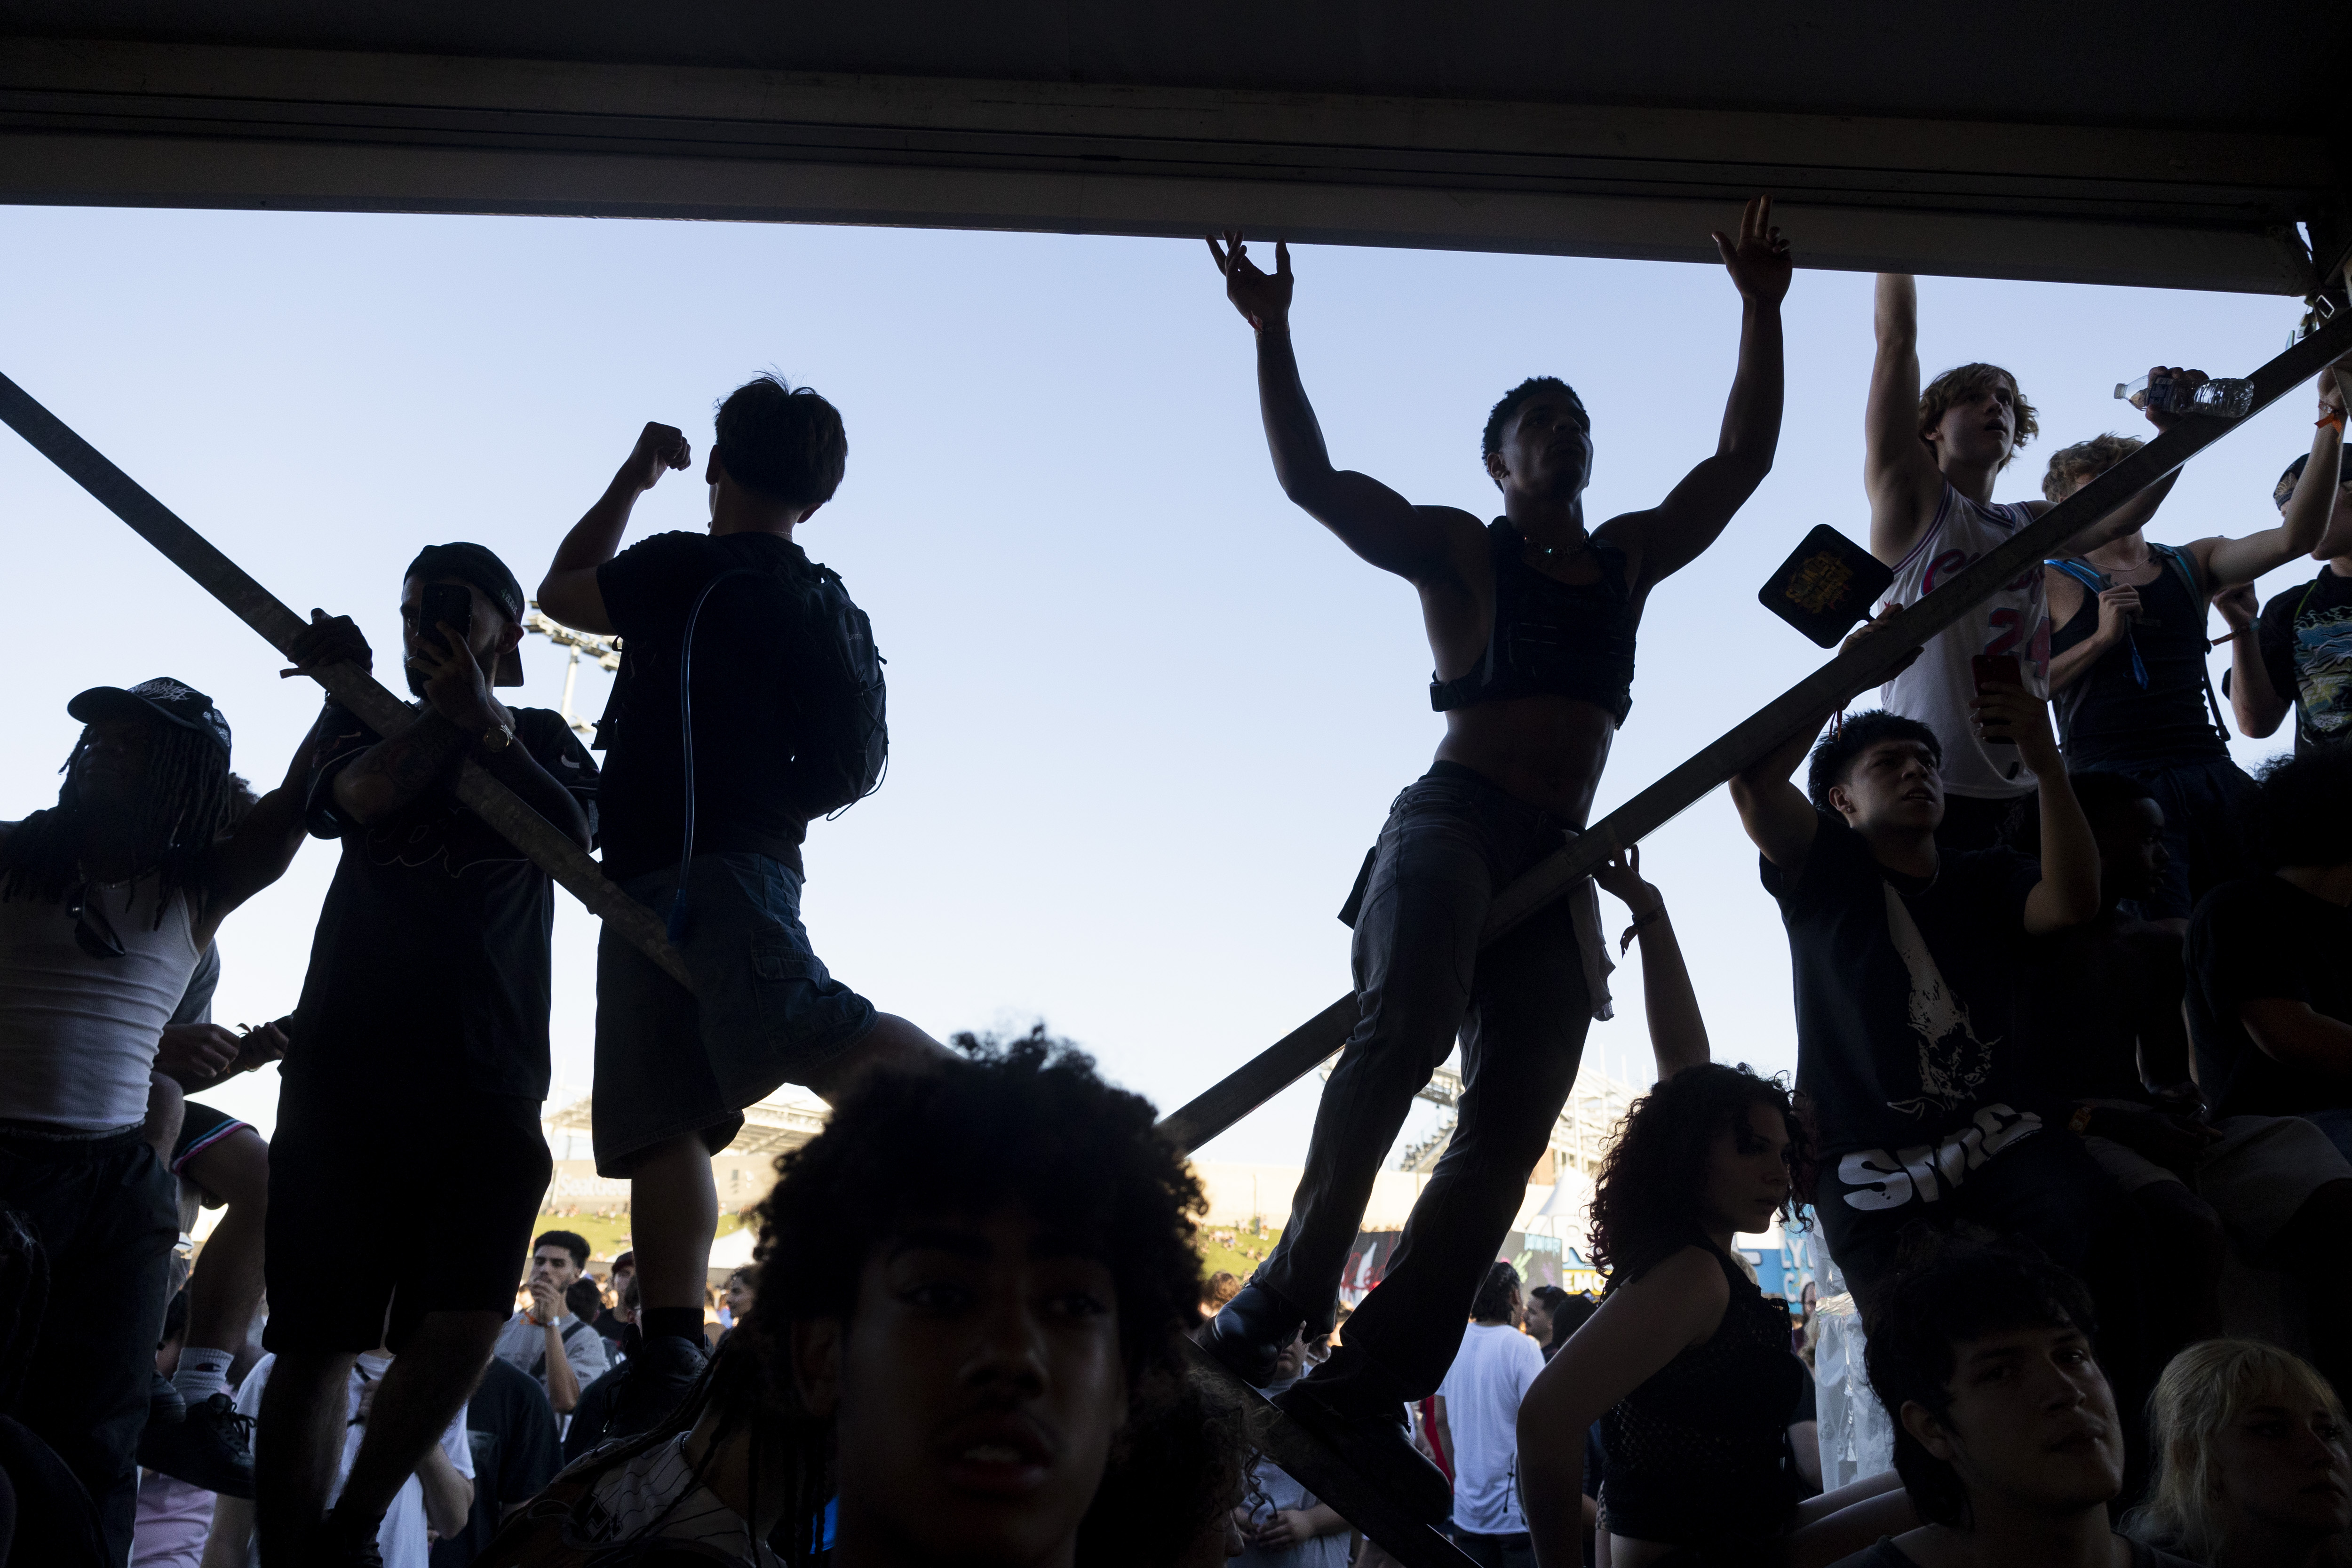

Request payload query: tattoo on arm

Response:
[349,712,468,799]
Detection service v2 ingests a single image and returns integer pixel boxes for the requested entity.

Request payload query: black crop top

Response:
[1598,1246,1808,1547]
[1430,520,1638,724]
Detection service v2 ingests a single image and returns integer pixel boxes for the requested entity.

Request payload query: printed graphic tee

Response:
[2257,566,2352,754]
[1764,812,2049,1207]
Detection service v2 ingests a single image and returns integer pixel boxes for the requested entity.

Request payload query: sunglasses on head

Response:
[65,881,126,962]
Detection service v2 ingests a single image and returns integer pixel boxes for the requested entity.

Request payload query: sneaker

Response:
[1200,1284,1303,1388]
[137,1391,255,1497]
[146,1369,186,1427]
[1272,1376,1452,1524]
[607,1333,708,1438]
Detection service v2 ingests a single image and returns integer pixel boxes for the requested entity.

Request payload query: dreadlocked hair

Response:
[0,721,236,921]
[1589,1062,1809,1288]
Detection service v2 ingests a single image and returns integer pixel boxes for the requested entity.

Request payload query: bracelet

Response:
[2207,627,2250,649]
[2068,1105,2095,1136]
[2321,411,2347,433]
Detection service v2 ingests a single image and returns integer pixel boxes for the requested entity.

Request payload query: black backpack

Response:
[676,558,887,822]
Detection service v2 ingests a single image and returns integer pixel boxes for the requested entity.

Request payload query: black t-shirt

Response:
[2257,566,2352,754]
[595,530,825,880]
[2186,875,2352,1119]
[2022,918,2187,1103]
[290,700,598,1099]
[429,1356,559,1568]
[1764,811,2045,1156]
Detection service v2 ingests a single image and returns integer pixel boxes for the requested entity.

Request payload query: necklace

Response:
[1529,534,1594,563]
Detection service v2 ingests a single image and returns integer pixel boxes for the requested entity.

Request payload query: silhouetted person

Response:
[1199,198,1794,1521]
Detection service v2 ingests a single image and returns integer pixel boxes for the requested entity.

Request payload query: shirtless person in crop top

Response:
[1199,198,1792,1520]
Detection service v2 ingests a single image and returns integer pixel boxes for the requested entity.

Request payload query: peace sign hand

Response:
[1713,195,1793,306]
[1207,231,1294,332]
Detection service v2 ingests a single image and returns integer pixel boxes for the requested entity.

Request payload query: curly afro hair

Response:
[1588,1063,1808,1288]
[754,1024,1205,1386]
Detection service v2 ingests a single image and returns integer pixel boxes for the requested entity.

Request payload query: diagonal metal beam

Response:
[1182,1340,1476,1568]
[1159,307,2352,1154]
[0,370,693,990]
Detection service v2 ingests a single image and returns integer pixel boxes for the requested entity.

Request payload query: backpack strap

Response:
[2044,556,2148,688]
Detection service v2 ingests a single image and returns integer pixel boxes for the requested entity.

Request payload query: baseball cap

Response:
[67,677,232,756]
[405,541,527,688]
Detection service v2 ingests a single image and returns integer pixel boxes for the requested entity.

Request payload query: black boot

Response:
[138,1390,256,1496]
[609,1332,708,1438]
[1201,1284,1305,1388]
[1274,1367,1452,1524]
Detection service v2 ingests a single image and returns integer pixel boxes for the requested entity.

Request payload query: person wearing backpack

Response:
[537,374,949,1442]
[2038,360,2349,920]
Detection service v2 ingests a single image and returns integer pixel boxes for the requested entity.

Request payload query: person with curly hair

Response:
[2124,1338,2352,1568]
[477,1026,1206,1568]
[1518,849,1908,1567]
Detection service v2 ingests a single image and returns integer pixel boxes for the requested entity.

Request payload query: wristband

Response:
[2068,1105,2095,1136]
[2321,411,2347,434]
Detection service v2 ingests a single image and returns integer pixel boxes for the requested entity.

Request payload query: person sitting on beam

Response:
[1197,196,1793,1523]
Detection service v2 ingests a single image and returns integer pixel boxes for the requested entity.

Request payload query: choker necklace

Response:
[1530,534,1594,562]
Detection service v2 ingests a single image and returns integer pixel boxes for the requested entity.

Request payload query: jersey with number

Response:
[1877,484,2050,800]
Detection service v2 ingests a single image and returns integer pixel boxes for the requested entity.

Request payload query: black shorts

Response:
[169,1099,253,1186]
[264,1077,550,1353]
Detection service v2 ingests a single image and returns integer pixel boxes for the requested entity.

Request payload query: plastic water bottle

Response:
[2114,372,2255,418]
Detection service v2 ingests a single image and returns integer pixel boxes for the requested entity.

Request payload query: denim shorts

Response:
[591,852,877,1173]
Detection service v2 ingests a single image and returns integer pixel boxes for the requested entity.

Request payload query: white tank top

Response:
[1876,484,2052,800]
[0,875,200,1130]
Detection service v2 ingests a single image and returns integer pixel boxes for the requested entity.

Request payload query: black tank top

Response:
[1430,520,1637,724]
[2048,545,2228,766]
[1598,1246,1807,1547]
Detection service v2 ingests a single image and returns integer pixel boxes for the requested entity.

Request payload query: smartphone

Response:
[1971,653,2024,779]
[419,582,473,654]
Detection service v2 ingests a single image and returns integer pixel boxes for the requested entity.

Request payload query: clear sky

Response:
[0,204,2323,1166]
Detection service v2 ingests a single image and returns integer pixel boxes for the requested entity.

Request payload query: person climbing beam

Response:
[1198,195,1792,1524]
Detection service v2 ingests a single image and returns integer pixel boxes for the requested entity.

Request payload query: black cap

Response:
[68,677,232,756]
[405,541,527,688]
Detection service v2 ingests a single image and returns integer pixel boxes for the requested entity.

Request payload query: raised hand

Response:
[2132,366,2208,433]
[411,619,502,736]
[281,608,371,679]
[2212,581,2258,631]
[1713,195,1792,306]
[620,421,692,493]
[1970,684,2062,777]
[1207,231,1293,332]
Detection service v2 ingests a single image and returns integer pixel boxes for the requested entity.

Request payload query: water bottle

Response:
[2114,372,2255,418]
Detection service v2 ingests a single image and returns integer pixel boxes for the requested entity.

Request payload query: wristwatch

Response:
[480,722,515,754]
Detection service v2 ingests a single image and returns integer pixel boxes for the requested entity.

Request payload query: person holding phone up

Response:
[251,544,599,1568]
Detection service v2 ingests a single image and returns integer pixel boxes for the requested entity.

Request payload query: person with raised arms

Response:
[1199,198,1791,1520]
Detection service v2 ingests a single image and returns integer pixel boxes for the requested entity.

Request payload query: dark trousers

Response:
[1451,1529,1536,1568]
[0,1122,177,1566]
[1259,765,1592,1402]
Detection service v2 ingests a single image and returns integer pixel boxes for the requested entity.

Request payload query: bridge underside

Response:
[1,3,2346,294]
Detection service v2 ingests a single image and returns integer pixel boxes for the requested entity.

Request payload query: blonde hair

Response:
[2125,1338,2346,1561]
[1919,363,2039,471]
[2043,433,2145,503]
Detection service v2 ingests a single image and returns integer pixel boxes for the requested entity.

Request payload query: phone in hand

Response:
[419,583,473,657]
[1971,653,2024,778]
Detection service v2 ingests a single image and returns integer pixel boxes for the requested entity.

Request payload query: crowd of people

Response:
[0,203,2346,1568]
